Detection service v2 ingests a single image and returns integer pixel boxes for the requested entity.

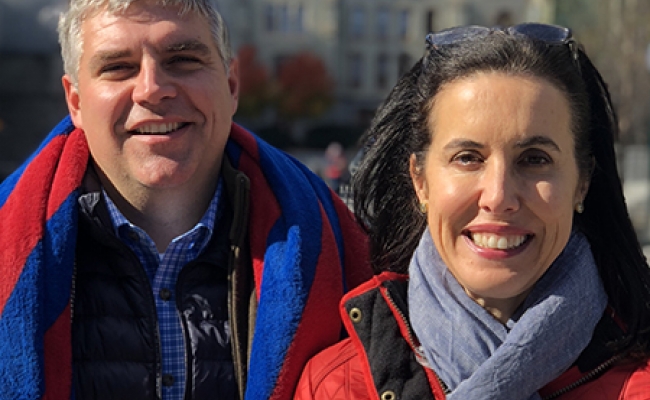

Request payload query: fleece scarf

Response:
[0,116,370,400]
[409,228,607,400]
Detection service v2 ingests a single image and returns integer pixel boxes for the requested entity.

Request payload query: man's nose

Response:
[132,60,176,105]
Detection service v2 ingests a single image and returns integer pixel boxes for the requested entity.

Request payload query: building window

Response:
[398,53,412,77]
[265,4,275,32]
[377,53,389,89]
[264,3,305,34]
[350,7,366,39]
[376,8,390,40]
[295,5,304,33]
[426,9,436,33]
[278,4,290,33]
[397,9,409,40]
[348,53,363,88]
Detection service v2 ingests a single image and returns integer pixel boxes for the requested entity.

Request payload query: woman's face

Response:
[411,72,588,321]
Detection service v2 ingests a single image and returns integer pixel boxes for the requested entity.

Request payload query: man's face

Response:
[63,2,239,193]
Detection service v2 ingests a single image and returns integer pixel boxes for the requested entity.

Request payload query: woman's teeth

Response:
[471,233,528,250]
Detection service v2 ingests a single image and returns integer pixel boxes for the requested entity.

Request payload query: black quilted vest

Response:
[72,192,236,400]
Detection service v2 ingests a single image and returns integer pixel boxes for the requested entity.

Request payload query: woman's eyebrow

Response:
[443,139,484,151]
[516,135,561,152]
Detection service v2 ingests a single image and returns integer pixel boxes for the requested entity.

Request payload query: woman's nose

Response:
[477,161,520,214]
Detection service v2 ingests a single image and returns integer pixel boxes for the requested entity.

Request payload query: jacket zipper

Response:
[382,289,451,396]
[541,353,623,400]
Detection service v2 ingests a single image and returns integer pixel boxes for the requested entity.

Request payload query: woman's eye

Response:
[452,152,482,165]
[520,151,552,166]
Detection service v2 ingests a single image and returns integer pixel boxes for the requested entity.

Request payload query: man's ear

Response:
[62,74,83,128]
[227,58,240,115]
[409,153,429,204]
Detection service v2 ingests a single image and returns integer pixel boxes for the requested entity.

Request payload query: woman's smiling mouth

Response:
[467,232,532,250]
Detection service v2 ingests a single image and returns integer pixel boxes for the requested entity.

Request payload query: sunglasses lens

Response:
[510,23,571,44]
[426,26,490,48]
[423,23,580,75]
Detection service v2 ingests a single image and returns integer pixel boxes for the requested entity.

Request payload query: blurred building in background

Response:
[0,0,67,179]
[0,0,557,177]
[2,0,650,246]
[222,0,555,145]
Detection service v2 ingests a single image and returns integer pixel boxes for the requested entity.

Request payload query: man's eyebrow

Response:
[87,40,212,71]
[515,135,561,152]
[88,50,131,70]
[165,40,211,55]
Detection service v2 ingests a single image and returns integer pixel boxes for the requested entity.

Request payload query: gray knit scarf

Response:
[408,228,607,400]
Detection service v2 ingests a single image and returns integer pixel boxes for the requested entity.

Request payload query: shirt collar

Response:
[103,179,223,249]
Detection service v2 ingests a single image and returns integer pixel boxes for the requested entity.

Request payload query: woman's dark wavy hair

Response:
[353,29,650,357]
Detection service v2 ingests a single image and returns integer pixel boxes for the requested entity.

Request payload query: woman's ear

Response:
[577,157,594,204]
[410,153,429,204]
[573,156,594,209]
[577,179,590,204]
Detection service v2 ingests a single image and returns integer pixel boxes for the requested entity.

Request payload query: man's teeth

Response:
[471,233,527,250]
[134,123,182,134]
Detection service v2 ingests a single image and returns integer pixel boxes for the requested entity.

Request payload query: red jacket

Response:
[295,273,650,400]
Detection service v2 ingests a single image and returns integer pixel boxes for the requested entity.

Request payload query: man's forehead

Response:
[80,3,208,44]
[80,5,216,61]
[83,1,189,24]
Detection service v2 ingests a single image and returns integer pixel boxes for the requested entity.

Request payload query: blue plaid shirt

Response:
[104,181,222,400]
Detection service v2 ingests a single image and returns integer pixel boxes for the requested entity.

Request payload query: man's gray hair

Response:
[58,0,232,85]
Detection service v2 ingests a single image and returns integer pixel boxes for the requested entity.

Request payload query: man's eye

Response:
[99,64,134,77]
[102,64,128,72]
[168,56,202,65]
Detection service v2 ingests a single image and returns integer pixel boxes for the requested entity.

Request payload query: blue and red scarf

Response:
[0,116,370,399]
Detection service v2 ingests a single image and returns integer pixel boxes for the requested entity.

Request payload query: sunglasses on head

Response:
[425,23,580,71]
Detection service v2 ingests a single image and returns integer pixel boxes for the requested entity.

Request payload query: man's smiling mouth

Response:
[131,122,189,134]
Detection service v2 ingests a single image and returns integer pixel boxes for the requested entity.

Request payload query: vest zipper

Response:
[382,288,451,396]
[228,173,251,400]
[70,259,77,324]
[125,247,165,399]
[542,353,623,400]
